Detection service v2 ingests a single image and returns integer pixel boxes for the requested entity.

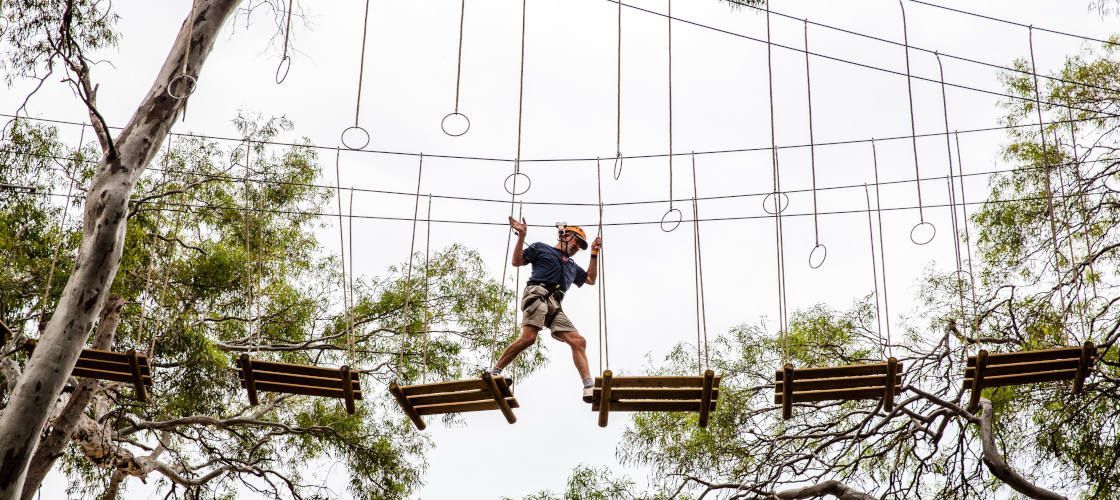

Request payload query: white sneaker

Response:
[582,386,594,403]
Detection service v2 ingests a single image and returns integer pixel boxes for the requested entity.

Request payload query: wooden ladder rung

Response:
[242,380,364,400]
[74,357,153,376]
[239,370,360,390]
[71,366,153,386]
[968,347,1082,366]
[594,387,718,401]
[775,385,902,405]
[775,362,900,380]
[595,376,719,389]
[407,389,493,406]
[399,378,487,396]
[964,358,1078,378]
[413,398,521,416]
[774,373,901,393]
[964,368,1077,389]
[591,400,717,412]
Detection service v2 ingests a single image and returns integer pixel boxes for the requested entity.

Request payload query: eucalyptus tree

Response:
[1,116,532,499]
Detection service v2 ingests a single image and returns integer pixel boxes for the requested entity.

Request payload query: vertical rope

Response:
[333,150,354,367]
[347,188,356,364]
[765,1,789,360]
[615,0,623,168]
[935,53,969,338]
[954,133,979,324]
[422,194,433,382]
[353,0,372,127]
[803,20,821,250]
[667,0,674,212]
[1066,109,1098,300]
[453,0,467,113]
[898,1,925,224]
[871,140,893,356]
[863,185,885,358]
[1028,26,1067,340]
[596,159,607,373]
[243,141,256,352]
[491,1,529,366]
[401,154,424,374]
[690,153,710,371]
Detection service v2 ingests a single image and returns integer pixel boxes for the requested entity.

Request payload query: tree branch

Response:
[977,399,1067,500]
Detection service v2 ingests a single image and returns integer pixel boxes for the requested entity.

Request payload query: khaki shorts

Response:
[520,285,576,337]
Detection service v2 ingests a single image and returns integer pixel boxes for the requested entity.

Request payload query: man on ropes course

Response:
[486,217,602,402]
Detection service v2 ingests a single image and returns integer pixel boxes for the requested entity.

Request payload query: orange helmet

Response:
[559,225,589,250]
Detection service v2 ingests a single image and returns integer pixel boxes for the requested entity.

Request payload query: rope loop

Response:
[612,151,623,180]
[761,191,789,215]
[659,207,682,232]
[341,126,370,150]
[441,112,470,137]
[910,221,936,245]
[275,55,292,84]
[808,243,827,269]
[167,74,197,100]
[504,168,531,196]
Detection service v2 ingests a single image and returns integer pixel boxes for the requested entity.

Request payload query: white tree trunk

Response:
[977,399,1066,500]
[0,2,241,498]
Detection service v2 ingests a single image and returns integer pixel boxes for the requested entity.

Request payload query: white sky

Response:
[6,0,1115,498]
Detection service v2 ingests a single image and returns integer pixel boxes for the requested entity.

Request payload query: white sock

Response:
[582,377,594,388]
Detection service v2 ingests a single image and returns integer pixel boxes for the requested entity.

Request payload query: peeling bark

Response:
[772,480,877,500]
[21,295,124,499]
[977,399,1066,500]
[0,2,242,498]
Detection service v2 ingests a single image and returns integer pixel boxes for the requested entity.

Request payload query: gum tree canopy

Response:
[0,2,533,499]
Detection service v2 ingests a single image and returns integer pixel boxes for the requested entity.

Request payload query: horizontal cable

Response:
[908,0,1120,47]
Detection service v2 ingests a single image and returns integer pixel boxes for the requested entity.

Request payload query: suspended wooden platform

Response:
[964,342,1097,410]
[23,339,153,402]
[236,354,362,415]
[589,370,720,428]
[774,358,902,420]
[389,372,518,431]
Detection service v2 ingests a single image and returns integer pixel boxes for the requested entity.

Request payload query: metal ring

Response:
[950,269,973,284]
[167,73,197,100]
[341,126,370,150]
[612,152,623,180]
[1084,295,1111,317]
[659,208,683,232]
[910,221,937,245]
[504,172,531,196]
[441,112,470,137]
[808,243,828,269]
[761,192,790,215]
[275,55,292,84]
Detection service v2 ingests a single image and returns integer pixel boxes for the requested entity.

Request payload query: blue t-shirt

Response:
[522,242,587,292]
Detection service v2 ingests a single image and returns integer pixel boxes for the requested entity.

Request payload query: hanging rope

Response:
[243,141,257,353]
[504,0,531,196]
[275,0,294,84]
[1028,26,1069,342]
[935,53,970,339]
[342,0,373,150]
[690,153,710,372]
[953,133,980,326]
[167,1,198,99]
[422,194,433,382]
[660,0,681,232]
[863,184,886,358]
[347,187,356,365]
[442,0,471,136]
[765,1,790,360]
[871,140,893,357]
[400,154,424,375]
[899,1,934,245]
[804,20,826,269]
[334,149,355,368]
[596,158,609,373]
[613,0,624,180]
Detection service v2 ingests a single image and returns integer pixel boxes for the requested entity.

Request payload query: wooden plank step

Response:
[75,357,152,376]
[593,387,719,401]
[964,368,1077,389]
[591,400,718,412]
[407,389,493,406]
[594,376,720,389]
[399,377,512,397]
[71,366,153,386]
[774,362,900,380]
[244,380,364,400]
[967,347,1082,367]
[414,397,520,416]
[964,358,1078,379]
[236,358,348,379]
[239,370,360,389]
[774,374,902,393]
[774,385,902,405]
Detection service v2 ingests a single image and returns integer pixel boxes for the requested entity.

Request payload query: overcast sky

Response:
[6,0,1116,498]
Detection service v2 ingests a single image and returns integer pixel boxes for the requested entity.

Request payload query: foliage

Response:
[0,116,531,499]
